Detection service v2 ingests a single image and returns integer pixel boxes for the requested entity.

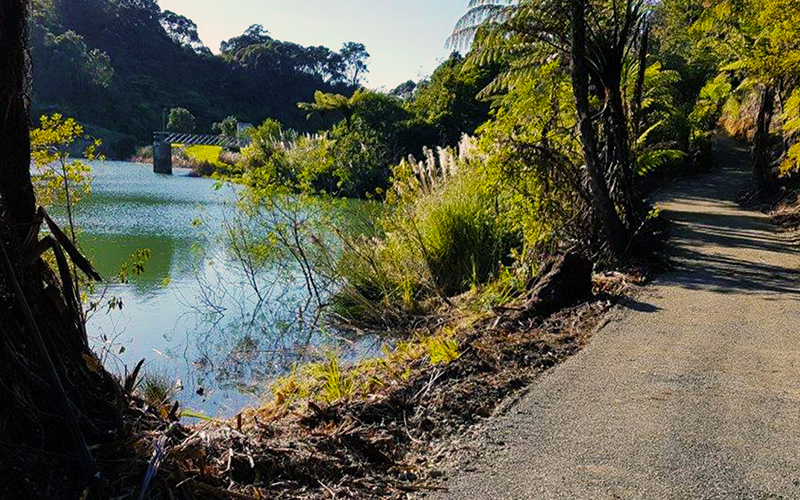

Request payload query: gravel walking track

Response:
[429,139,800,499]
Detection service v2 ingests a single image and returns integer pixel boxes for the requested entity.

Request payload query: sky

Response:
[157,0,471,90]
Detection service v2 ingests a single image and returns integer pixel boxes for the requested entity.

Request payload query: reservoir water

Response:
[74,162,374,417]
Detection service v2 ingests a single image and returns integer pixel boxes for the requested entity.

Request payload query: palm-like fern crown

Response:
[449,0,649,96]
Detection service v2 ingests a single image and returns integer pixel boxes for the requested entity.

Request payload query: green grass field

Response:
[170,144,226,169]
[182,145,225,166]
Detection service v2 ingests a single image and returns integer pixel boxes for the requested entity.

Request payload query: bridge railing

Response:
[154,131,241,149]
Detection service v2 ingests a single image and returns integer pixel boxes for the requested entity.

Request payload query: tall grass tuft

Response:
[305,353,355,403]
[414,176,519,295]
[139,372,178,407]
[331,136,521,328]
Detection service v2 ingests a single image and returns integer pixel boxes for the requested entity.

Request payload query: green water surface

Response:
[74,161,376,417]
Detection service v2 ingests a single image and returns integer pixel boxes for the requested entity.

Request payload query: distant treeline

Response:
[29,0,366,157]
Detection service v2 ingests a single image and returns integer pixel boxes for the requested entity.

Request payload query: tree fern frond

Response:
[734,77,757,93]
[448,26,482,51]
[779,142,800,176]
[448,4,517,50]
[635,120,665,148]
[477,65,539,97]
[720,60,748,72]
[781,90,800,137]
[467,0,512,6]
[453,4,509,32]
[636,149,685,176]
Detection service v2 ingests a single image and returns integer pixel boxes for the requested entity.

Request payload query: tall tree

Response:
[340,41,370,86]
[1,3,120,497]
[220,23,271,56]
[570,0,629,253]
[407,52,498,147]
[391,80,417,99]
[160,9,206,53]
[0,0,36,240]
[167,107,197,133]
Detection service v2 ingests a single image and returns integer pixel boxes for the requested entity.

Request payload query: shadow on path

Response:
[432,135,800,500]
[655,137,800,297]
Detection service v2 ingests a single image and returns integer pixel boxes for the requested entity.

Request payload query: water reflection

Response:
[75,162,379,417]
[82,233,179,294]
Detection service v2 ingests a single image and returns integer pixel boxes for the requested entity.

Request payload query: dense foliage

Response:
[655,0,800,192]
[166,107,195,133]
[231,53,501,199]
[298,0,736,327]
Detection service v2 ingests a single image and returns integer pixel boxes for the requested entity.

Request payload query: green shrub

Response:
[304,353,355,403]
[331,147,522,326]
[325,121,392,198]
[425,334,461,365]
[237,117,394,199]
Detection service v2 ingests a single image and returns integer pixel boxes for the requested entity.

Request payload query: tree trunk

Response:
[570,0,629,255]
[632,20,649,139]
[753,84,776,194]
[0,1,121,497]
[606,70,638,227]
[0,0,36,242]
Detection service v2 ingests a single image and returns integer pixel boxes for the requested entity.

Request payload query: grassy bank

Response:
[94,261,651,499]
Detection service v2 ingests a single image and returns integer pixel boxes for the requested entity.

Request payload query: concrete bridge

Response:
[153,131,240,174]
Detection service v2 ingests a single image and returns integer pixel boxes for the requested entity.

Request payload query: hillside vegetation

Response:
[29,0,360,156]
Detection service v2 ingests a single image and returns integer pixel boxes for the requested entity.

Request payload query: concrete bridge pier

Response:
[153,134,172,175]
